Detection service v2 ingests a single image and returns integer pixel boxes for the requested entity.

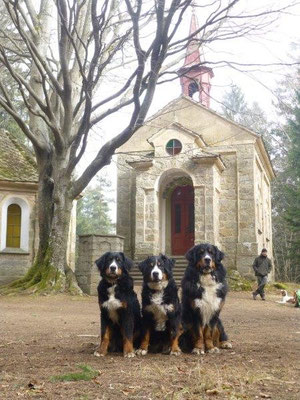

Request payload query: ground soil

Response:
[0,290,300,400]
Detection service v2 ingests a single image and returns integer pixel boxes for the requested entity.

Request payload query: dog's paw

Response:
[220,341,233,349]
[192,348,205,355]
[165,304,174,312]
[162,346,171,355]
[170,350,181,356]
[207,347,220,354]
[124,351,135,358]
[135,349,148,356]
[94,351,105,357]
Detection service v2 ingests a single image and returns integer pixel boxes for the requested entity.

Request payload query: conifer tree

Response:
[283,90,300,282]
[76,178,114,236]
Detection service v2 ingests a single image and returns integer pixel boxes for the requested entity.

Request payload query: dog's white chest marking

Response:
[145,290,173,331]
[102,285,122,324]
[194,275,222,326]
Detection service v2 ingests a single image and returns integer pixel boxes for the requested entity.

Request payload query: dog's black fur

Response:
[180,243,231,354]
[94,252,141,358]
[137,254,182,355]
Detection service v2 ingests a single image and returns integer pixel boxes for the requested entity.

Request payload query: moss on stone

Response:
[0,129,37,181]
[227,268,253,291]
[0,244,82,295]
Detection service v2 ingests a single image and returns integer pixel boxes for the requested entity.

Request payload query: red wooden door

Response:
[171,185,195,255]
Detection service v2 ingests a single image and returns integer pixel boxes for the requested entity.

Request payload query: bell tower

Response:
[179,9,214,108]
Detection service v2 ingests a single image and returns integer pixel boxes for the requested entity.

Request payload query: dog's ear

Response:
[120,252,133,271]
[159,253,167,261]
[160,253,175,271]
[95,252,109,272]
[215,246,225,263]
[138,257,149,273]
[185,246,196,263]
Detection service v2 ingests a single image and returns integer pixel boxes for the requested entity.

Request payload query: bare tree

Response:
[0,0,296,293]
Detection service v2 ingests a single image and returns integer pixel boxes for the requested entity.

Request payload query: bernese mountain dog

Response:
[180,243,232,354]
[94,252,141,358]
[136,254,182,356]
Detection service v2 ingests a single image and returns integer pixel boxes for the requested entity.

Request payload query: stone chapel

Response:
[116,13,274,278]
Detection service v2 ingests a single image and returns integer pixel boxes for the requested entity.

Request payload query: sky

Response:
[78,0,300,221]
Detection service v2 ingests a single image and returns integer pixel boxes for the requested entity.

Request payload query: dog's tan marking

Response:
[212,326,220,348]
[204,325,214,351]
[136,329,150,356]
[123,337,135,358]
[98,325,112,356]
[196,260,205,269]
[170,331,181,355]
[192,326,205,353]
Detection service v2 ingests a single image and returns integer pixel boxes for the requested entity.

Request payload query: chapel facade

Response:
[116,13,274,278]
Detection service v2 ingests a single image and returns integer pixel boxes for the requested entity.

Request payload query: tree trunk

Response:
[3,153,82,295]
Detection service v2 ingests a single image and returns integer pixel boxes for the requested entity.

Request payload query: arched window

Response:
[188,81,199,100]
[0,196,30,252]
[6,204,21,248]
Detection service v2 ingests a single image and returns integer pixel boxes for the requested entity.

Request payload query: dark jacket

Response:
[253,255,272,277]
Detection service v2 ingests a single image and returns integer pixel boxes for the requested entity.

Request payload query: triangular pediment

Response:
[148,122,207,149]
[117,95,274,178]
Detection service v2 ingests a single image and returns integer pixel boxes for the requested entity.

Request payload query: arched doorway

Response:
[157,170,195,256]
[171,185,194,255]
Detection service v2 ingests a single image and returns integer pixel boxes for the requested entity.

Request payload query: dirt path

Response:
[0,291,299,400]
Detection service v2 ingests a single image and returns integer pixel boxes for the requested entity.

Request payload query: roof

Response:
[0,130,38,182]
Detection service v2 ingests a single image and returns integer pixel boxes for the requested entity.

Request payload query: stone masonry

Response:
[76,234,124,295]
[116,96,274,279]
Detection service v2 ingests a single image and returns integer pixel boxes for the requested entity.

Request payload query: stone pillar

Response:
[204,184,215,244]
[116,155,135,257]
[194,185,206,243]
[134,174,157,260]
[235,146,258,277]
[218,152,238,269]
[75,234,124,295]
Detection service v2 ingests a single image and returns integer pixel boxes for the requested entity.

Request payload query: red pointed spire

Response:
[183,8,201,67]
[178,8,214,108]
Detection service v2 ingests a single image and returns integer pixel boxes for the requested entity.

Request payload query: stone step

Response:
[131,256,188,285]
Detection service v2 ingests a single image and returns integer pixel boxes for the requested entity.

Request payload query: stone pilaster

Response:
[75,234,124,295]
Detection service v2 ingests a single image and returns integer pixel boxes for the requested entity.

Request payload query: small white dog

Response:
[276,290,294,304]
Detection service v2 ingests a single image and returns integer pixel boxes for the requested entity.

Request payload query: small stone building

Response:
[0,130,77,285]
[116,14,274,278]
[0,130,39,284]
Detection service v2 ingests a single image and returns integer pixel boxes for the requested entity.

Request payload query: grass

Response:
[50,364,99,382]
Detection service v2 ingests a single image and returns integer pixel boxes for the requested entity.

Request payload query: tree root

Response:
[0,262,82,296]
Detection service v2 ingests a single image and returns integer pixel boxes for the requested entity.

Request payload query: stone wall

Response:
[76,234,124,295]
[217,150,238,270]
[0,251,33,285]
[116,155,136,258]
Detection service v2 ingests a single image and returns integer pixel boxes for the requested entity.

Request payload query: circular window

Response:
[166,139,182,155]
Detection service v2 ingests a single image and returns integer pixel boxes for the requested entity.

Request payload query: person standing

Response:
[252,248,272,300]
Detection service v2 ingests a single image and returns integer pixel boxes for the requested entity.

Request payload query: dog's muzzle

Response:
[152,271,160,282]
[202,256,212,272]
